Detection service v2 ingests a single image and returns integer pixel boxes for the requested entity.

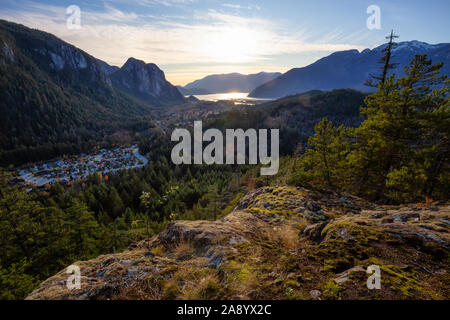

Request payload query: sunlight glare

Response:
[204,26,259,63]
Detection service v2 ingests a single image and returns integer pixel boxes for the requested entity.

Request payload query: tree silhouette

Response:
[365,30,400,87]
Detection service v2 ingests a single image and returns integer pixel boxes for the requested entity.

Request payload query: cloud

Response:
[0,1,368,84]
[118,0,197,7]
[222,3,261,10]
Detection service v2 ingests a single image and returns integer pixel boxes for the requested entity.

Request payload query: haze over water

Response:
[192,92,272,104]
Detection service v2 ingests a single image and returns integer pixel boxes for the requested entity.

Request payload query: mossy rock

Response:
[321,280,343,300]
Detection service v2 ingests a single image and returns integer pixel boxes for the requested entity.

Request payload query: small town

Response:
[17,145,148,188]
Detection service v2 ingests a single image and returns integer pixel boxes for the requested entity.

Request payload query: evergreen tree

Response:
[354,55,448,201]
[294,54,448,203]
[365,30,400,88]
[293,118,352,190]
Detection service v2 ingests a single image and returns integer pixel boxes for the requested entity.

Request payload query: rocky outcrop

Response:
[111,57,185,106]
[1,41,14,63]
[0,20,183,108]
[27,186,449,300]
[96,59,119,75]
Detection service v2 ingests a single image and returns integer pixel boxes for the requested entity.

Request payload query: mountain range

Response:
[249,41,450,98]
[178,71,282,95]
[2,18,449,165]
[0,20,184,107]
[0,19,184,165]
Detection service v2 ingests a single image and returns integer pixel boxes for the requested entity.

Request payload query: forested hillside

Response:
[289,55,449,203]
[208,89,366,155]
[0,15,448,301]
[23,53,447,301]
[0,140,251,299]
[0,20,154,166]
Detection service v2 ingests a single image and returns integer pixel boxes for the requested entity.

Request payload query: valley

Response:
[0,2,448,303]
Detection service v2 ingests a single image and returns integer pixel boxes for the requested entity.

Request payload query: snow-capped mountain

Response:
[249,41,450,99]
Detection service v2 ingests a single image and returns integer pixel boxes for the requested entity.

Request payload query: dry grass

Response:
[279,225,300,249]
[173,239,196,261]
[416,197,434,207]
[181,274,221,300]
[161,279,180,299]
[116,278,163,300]
[150,245,165,256]
[268,224,300,250]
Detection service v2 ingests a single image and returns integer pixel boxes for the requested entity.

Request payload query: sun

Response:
[204,26,259,63]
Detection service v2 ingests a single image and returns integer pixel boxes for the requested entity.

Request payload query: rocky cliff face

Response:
[2,22,113,90]
[31,42,113,88]
[27,186,449,300]
[111,57,185,106]
[0,20,184,108]
[1,41,15,64]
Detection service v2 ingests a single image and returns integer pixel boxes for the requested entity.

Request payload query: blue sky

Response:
[0,0,449,85]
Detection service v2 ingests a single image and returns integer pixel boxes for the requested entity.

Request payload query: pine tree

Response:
[294,54,448,203]
[66,199,100,258]
[365,30,400,88]
[354,54,449,202]
[293,119,351,190]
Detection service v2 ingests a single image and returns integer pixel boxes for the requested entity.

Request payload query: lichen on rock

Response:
[27,186,450,300]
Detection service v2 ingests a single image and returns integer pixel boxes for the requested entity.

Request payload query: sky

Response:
[0,0,449,85]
